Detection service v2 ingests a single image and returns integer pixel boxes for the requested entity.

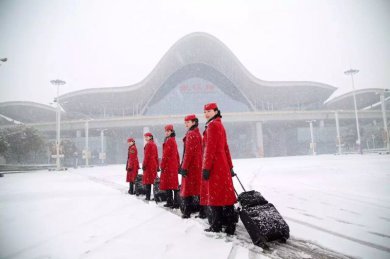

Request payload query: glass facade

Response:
[144,63,252,115]
[146,77,250,115]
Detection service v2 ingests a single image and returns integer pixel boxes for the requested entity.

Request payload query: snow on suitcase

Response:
[134,174,147,196]
[235,176,290,248]
[153,177,168,202]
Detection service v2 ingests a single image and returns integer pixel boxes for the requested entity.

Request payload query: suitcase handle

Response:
[234,174,246,192]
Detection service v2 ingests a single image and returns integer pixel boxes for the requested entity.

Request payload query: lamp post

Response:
[0,57,7,66]
[306,120,316,155]
[344,69,362,154]
[50,79,66,170]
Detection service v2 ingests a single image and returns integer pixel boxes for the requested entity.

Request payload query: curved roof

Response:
[325,88,390,110]
[0,101,57,124]
[0,101,79,126]
[59,32,337,117]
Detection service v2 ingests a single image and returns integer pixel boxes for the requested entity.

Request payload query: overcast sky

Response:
[0,0,389,105]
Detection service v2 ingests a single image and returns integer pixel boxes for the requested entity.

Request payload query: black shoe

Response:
[225,225,236,235]
[197,213,207,219]
[181,214,190,219]
[163,203,173,208]
[204,227,221,233]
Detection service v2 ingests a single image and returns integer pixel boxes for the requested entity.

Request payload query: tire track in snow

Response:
[83,172,354,259]
[285,216,390,254]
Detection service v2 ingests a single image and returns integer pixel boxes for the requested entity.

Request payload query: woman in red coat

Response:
[126,138,139,195]
[179,114,203,218]
[201,102,237,235]
[142,132,158,201]
[160,124,180,208]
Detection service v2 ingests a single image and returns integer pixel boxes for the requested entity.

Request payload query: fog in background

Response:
[0,0,389,104]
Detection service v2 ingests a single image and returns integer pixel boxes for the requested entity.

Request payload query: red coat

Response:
[160,136,179,190]
[126,144,139,183]
[180,127,202,197]
[142,140,158,185]
[200,117,236,206]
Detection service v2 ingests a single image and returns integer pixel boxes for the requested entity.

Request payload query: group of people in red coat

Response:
[125,102,237,235]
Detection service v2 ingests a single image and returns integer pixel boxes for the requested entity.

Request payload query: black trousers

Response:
[182,196,194,216]
[129,182,134,194]
[165,190,180,207]
[208,205,236,232]
[198,205,207,218]
[165,190,174,205]
[145,184,152,200]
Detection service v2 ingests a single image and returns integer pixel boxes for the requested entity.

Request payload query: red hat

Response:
[144,132,153,138]
[164,124,174,131]
[204,102,218,110]
[184,114,197,121]
[127,138,135,143]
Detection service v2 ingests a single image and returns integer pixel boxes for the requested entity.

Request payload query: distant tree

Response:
[60,139,78,166]
[2,126,45,164]
[0,134,9,156]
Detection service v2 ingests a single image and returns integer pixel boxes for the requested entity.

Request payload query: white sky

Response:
[0,0,389,105]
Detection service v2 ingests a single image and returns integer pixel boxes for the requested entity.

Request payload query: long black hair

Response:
[206,109,222,124]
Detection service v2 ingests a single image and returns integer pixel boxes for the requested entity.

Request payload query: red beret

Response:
[144,132,153,138]
[164,124,174,131]
[204,102,218,110]
[184,114,197,121]
[127,138,135,143]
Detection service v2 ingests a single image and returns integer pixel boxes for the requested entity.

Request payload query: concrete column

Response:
[335,112,342,155]
[380,93,390,152]
[85,120,89,166]
[255,122,264,157]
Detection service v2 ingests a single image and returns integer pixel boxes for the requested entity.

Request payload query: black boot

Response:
[198,205,207,219]
[145,184,151,201]
[128,182,134,195]
[181,196,192,218]
[204,206,222,232]
[164,190,173,207]
[172,190,180,209]
[223,205,237,235]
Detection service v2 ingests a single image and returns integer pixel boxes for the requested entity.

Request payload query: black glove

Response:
[180,169,188,177]
[142,166,146,171]
[230,168,236,177]
[157,167,161,172]
[202,169,210,180]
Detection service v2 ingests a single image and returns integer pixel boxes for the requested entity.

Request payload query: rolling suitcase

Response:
[235,175,290,249]
[134,174,147,196]
[153,177,168,202]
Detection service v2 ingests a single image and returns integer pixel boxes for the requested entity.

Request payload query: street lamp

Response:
[0,57,7,66]
[344,69,362,154]
[306,120,316,155]
[50,79,66,170]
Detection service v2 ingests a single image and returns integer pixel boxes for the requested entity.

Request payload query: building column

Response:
[255,122,264,157]
[335,112,342,155]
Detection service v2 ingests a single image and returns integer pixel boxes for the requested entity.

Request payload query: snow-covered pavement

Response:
[0,154,389,259]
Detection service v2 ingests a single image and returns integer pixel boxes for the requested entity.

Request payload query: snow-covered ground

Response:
[0,154,389,259]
